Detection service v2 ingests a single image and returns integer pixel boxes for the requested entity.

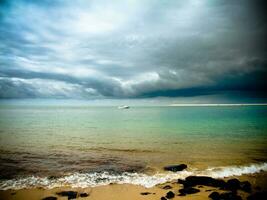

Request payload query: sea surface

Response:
[0,103,267,189]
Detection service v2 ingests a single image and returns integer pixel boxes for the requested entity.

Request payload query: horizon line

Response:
[168,103,267,107]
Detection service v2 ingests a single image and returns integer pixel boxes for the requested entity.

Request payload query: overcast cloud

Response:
[0,0,266,100]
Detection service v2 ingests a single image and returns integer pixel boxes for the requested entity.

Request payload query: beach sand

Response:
[1,173,266,200]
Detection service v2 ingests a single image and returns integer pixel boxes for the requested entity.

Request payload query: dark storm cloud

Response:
[0,0,266,99]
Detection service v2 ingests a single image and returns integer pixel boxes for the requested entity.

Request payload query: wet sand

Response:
[1,173,266,200]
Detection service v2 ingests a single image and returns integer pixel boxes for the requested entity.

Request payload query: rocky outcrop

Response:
[179,187,200,195]
[42,197,57,200]
[178,176,226,188]
[56,191,77,200]
[209,191,242,200]
[80,192,89,197]
[165,191,175,199]
[164,164,187,172]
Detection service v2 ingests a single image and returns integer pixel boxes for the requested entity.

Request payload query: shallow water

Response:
[0,104,267,188]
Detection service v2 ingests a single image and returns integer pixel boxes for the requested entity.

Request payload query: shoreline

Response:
[1,162,266,190]
[0,173,266,200]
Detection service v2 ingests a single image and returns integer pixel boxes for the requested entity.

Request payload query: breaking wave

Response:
[0,162,266,190]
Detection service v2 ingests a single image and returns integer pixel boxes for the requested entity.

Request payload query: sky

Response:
[0,0,266,103]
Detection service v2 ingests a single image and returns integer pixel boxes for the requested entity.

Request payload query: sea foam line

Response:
[0,162,266,190]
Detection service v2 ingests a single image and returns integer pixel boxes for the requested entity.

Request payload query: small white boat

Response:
[118,105,130,109]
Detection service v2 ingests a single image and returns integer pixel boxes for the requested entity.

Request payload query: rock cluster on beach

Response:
[158,164,266,200]
[177,176,252,192]
[157,175,266,200]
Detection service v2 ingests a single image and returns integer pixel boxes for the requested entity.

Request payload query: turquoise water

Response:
[0,104,267,183]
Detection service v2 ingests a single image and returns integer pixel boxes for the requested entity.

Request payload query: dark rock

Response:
[163,185,172,190]
[164,164,187,172]
[178,179,186,184]
[240,181,251,193]
[220,192,242,200]
[209,191,243,200]
[224,179,240,191]
[140,192,151,195]
[161,197,167,200]
[179,187,200,195]
[56,191,77,199]
[182,176,226,188]
[48,175,59,180]
[209,192,220,200]
[42,197,57,200]
[166,191,175,199]
[11,192,16,195]
[247,192,267,200]
[80,193,89,197]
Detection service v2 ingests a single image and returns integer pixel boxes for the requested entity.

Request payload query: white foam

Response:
[201,162,267,178]
[0,162,266,190]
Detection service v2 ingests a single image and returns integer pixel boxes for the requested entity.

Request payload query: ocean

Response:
[0,104,267,189]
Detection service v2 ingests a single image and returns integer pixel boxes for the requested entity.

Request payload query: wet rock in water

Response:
[80,193,89,197]
[166,191,175,199]
[42,197,57,200]
[164,164,187,172]
[209,192,220,200]
[179,187,200,195]
[163,185,172,190]
[56,191,77,199]
[140,192,151,195]
[240,181,251,193]
[161,197,167,200]
[247,192,267,200]
[224,179,240,191]
[182,176,226,188]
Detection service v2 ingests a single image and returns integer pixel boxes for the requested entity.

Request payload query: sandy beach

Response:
[1,172,266,200]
